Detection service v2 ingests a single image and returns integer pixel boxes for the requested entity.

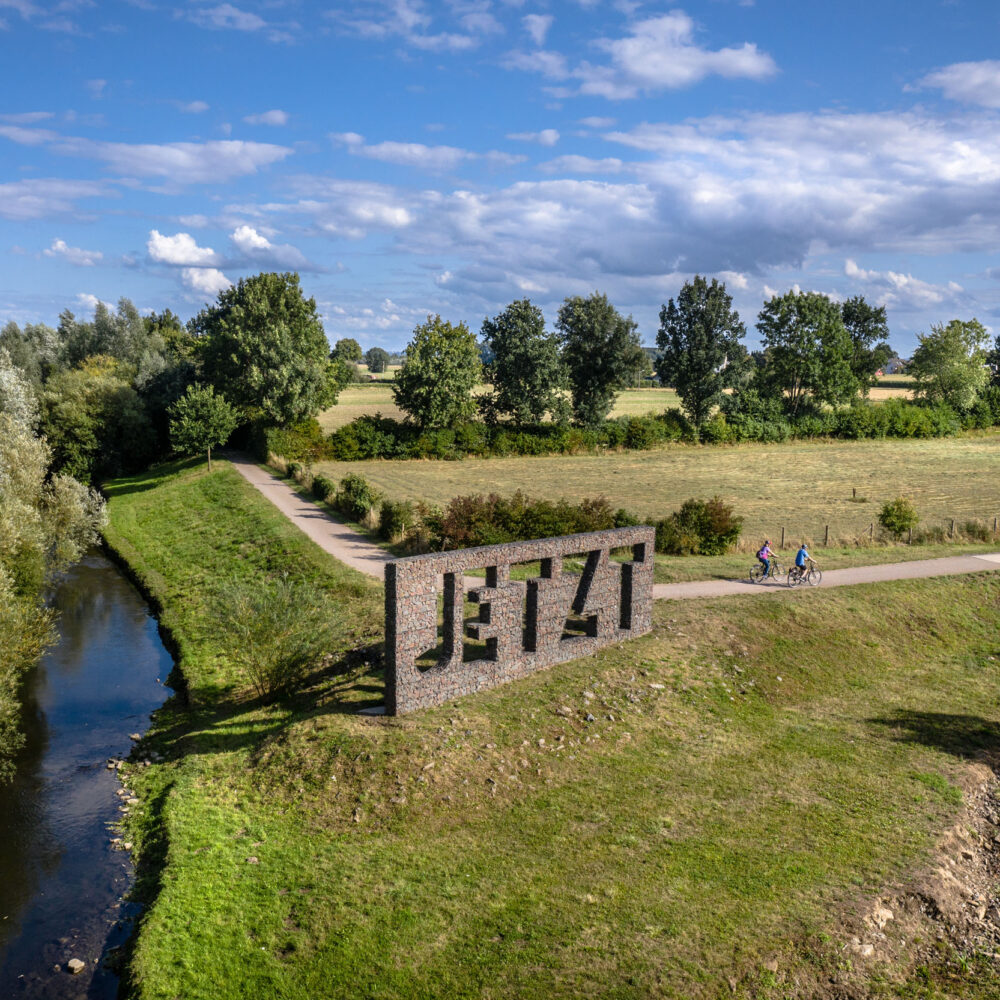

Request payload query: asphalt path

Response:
[230,457,1000,600]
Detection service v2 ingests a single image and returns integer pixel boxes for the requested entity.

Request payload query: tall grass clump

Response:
[212,576,340,700]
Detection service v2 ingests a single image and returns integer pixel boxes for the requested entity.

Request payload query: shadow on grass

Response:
[146,646,387,767]
[102,457,204,498]
[869,710,1000,759]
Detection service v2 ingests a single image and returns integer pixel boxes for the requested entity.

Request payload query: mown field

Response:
[316,433,1000,544]
[102,459,1000,999]
[318,385,683,432]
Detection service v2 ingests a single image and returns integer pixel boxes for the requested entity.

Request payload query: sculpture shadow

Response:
[868,709,1000,761]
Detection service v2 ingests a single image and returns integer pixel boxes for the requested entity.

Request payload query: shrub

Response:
[252,418,334,463]
[379,500,416,541]
[429,491,643,550]
[286,460,303,480]
[311,474,336,501]
[655,496,743,556]
[879,497,919,539]
[333,474,382,521]
[211,576,339,700]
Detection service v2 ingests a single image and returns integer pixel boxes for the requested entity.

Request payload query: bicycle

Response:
[786,564,823,587]
[749,559,783,584]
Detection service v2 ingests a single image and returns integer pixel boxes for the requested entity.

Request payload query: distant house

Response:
[883,357,908,375]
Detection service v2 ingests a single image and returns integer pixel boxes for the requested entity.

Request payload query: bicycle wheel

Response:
[749,564,764,584]
[807,568,823,586]
[786,568,799,588]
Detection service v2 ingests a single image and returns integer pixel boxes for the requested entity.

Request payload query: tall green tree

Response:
[909,318,989,411]
[168,385,239,471]
[195,272,343,425]
[841,296,893,395]
[986,332,1000,387]
[331,337,363,363]
[479,299,568,425]
[655,276,749,436]
[756,290,859,415]
[557,292,644,428]
[392,316,481,429]
[364,346,391,374]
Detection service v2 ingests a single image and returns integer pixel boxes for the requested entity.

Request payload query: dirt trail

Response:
[231,457,1000,599]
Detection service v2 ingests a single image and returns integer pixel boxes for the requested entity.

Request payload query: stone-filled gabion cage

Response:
[384,526,655,714]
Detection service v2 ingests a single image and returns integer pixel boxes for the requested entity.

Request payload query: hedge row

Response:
[321,390,1000,461]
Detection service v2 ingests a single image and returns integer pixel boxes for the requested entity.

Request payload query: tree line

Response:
[356,277,998,440]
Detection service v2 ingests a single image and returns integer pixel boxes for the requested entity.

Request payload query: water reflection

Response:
[0,553,173,999]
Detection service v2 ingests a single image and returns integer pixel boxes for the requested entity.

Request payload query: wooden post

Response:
[824,524,829,546]
[993,516,997,534]
[907,526,912,545]
[869,522,874,542]
[950,519,955,537]
[853,487,857,499]
[780,526,785,549]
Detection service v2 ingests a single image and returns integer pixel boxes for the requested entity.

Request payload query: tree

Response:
[479,299,568,425]
[364,347,391,374]
[655,276,749,436]
[195,272,342,426]
[985,333,1000,387]
[756,290,859,415]
[41,358,156,482]
[841,296,893,395]
[392,316,481,429]
[909,318,989,411]
[168,385,239,471]
[557,292,644,427]
[331,337,363,363]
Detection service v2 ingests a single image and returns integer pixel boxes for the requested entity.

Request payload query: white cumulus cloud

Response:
[230,224,308,267]
[243,109,289,126]
[522,13,552,46]
[43,237,103,266]
[147,229,218,266]
[508,128,560,146]
[181,267,232,298]
[919,60,1000,109]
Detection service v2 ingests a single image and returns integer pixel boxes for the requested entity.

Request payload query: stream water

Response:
[0,552,173,999]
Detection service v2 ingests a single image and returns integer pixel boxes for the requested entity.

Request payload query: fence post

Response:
[824,524,829,546]
[869,522,874,542]
[907,526,912,545]
[950,518,955,537]
[780,526,785,549]
[993,516,997,534]
[853,487,857,499]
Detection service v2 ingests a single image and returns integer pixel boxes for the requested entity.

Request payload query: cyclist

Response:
[757,539,775,579]
[792,542,814,581]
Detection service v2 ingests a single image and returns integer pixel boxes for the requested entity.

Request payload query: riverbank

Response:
[105,458,1000,999]
[0,553,170,999]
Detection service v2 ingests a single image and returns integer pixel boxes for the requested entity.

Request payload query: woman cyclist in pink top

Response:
[757,539,775,578]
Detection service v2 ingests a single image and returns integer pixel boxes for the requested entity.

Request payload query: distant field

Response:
[869,374,915,401]
[315,432,1000,542]
[319,385,682,432]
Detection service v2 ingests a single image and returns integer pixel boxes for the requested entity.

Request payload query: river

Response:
[0,552,173,999]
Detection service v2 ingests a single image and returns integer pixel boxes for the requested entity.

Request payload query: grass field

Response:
[320,377,914,433]
[103,460,1000,998]
[316,432,1000,544]
[318,385,682,432]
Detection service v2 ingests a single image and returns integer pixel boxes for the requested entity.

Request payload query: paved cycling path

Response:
[231,458,1000,600]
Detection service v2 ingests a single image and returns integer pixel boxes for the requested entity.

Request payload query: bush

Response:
[429,491,643,550]
[251,418,334,463]
[655,496,743,556]
[379,500,416,541]
[312,474,336,501]
[211,576,338,700]
[878,497,919,539]
[333,474,382,521]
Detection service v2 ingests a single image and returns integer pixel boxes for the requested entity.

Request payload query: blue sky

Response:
[1,0,999,354]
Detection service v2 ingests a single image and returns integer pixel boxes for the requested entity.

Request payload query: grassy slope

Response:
[106,459,1000,999]
[315,432,1000,542]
